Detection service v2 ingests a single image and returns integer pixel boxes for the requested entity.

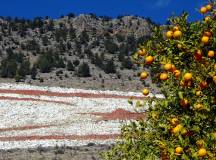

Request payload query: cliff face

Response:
[0,15,155,91]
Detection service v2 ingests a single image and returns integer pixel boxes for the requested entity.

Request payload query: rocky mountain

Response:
[0,14,156,91]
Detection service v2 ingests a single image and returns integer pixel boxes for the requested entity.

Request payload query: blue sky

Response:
[0,0,206,24]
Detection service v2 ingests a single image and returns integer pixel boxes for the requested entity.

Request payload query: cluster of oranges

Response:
[136,2,216,158]
[200,4,213,14]
[137,48,154,96]
[200,3,213,25]
[166,26,182,39]
[169,117,208,157]
[201,31,212,45]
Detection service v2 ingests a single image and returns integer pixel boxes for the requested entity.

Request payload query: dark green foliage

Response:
[67,13,75,18]
[0,59,17,78]
[73,59,80,67]
[69,27,76,40]
[32,17,44,29]
[37,55,52,73]
[31,65,37,80]
[42,36,49,46]
[36,50,65,73]
[26,39,40,51]
[116,33,125,42]
[17,59,31,78]
[121,57,133,69]
[67,61,75,71]
[77,62,91,77]
[0,49,29,78]
[79,29,89,44]
[92,53,104,69]
[55,28,68,42]
[104,39,118,54]
[6,49,24,63]
[104,58,116,74]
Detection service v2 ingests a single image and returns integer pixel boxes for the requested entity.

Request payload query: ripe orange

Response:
[196,139,205,147]
[214,64,216,69]
[174,70,181,78]
[208,50,215,58]
[180,99,189,108]
[183,73,192,81]
[175,147,183,155]
[164,63,172,71]
[194,50,203,61]
[173,26,180,31]
[142,88,149,96]
[138,49,146,56]
[205,16,211,22]
[171,64,176,72]
[200,7,208,14]
[213,75,216,83]
[198,148,207,157]
[171,118,179,126]
[145,56,154,65]
[195,91,202,96]
[204,31,212,37]
[200,81,208,89]
[181,128,187,135]
[160,73,168,81]
[140,71,148,80]
[172,124,183,134]
[173,30,182,38]
[201,36,210,44]
[194,103,204,110]
[166,30,173,38]
[206,4,213,11]
[212,132,216,138]
[177,44,182,49]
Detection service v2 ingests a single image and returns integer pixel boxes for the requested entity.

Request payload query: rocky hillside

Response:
[0,14,156,91]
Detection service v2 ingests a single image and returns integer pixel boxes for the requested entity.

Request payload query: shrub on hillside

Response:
[77,62,91,77]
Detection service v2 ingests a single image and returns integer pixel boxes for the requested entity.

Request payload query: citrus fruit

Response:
[198,148,207,157]
[180,99,189,107]
[172,124,183,134]
[173,30,182,38]
[160,73,168,81]
[208,50,215,58]
[201,36,210,44]
[183,73,192,81]
[206,4,213,11]
[145,56,154,65]
[166,31,173,38]
[140,71,148,80]
[142,88,149,96]
[175,147,183,154]
[138,49,146,56]
[196,140,205,147]
[164,63,172,71]
[200,7,208,14]
[171,118,179,126]
[174,70,181,78]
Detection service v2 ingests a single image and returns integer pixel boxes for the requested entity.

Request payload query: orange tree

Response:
[103,1,216,159]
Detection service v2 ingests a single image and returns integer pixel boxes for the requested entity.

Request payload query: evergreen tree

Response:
[121,57,133,69]
[67,61,75,71]
[31,65,37,80]
[77,62,91,77]
[104,58,116,74]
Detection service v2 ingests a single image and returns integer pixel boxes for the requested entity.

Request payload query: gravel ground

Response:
[0,144,111,160]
